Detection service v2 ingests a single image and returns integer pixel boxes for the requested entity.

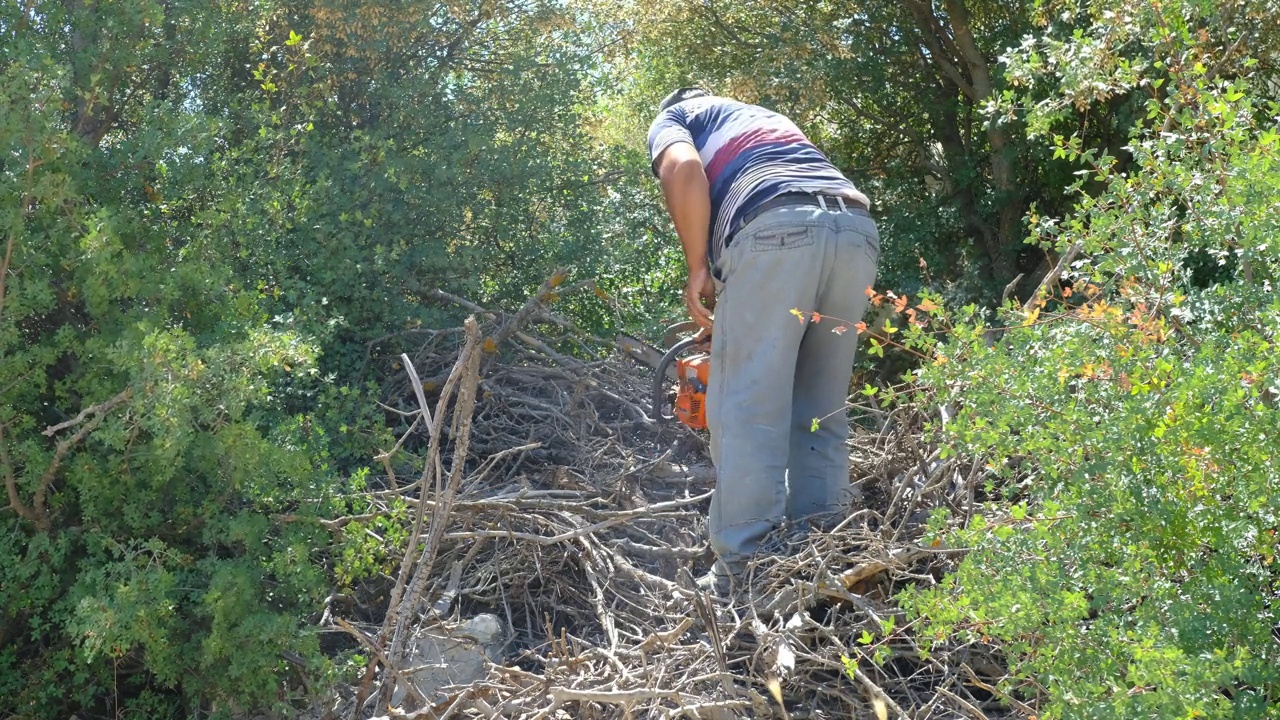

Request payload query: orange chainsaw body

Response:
[651,333,711,430]
[672,352,710,430]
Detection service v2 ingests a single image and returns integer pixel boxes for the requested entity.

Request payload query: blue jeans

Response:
[706,202,880,573]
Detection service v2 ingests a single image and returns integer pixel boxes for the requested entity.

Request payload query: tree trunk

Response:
[908,0,1023,283]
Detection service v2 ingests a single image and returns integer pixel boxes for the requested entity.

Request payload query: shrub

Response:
[901,2,1280,716]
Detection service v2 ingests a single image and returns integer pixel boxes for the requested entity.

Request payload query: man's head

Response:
[658,87,710,114]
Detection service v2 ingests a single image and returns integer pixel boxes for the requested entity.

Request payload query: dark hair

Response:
[658,87,710,113]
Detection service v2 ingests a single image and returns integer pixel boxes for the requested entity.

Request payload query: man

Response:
[648,87,880,594]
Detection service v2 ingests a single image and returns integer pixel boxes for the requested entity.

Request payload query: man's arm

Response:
[654,141,715,330]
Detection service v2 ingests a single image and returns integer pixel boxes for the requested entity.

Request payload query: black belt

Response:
[735,192,870,235]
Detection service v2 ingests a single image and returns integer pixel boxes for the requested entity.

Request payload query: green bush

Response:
[901,1,1280,716]
[0,0,680,715]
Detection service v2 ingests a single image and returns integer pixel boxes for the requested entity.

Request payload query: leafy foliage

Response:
[899,1,1280,716]
[0,0,674,716]
[0,1,339,715]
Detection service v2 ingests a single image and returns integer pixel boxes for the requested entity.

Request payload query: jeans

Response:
[705,202,880,573]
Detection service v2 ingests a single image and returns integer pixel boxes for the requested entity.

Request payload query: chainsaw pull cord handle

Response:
[652,336,703,423]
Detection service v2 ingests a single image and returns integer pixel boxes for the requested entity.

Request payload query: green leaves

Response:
[901,4,1280,715]
[0,1,340,714]
[1,1,684,716]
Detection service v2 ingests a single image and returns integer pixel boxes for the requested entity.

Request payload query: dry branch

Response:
[1023,241,1083,316]
[334,618,429,708]
[487,269,566,348]
[6,388,134,529]
[381,318,484,710]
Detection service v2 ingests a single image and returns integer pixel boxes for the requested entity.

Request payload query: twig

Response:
[430,538,488,618]
[549,686,684,704]
[487,269,570,349]
[375,354,441,644]
[375,411,422,463]
[662,699,753,719]
[638,617,694,651]
[355,336,473,716]
[850,665,910,720]
[962,664,1038,716]
[440,493,712,545]
[332,617,429,708]
[1022,242,1083,316]
[937,685,990,720]
[577,537,619,654]
[1000,273,1024,306]
[685,568,735,699]
[426,288,489,316]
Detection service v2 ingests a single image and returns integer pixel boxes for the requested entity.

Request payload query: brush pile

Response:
[319,274,1018,720]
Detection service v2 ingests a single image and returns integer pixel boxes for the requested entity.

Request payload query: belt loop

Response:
[836,196,847,212]
[817,195,829,212]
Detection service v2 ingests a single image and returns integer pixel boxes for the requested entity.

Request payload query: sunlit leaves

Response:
[902,3,1280,715]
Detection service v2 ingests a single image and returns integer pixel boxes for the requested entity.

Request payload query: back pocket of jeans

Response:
[861,229,880,263]
[750,226,813,252]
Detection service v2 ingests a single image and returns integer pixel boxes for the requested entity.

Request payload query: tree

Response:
[594,0,1061,300]
[222,0,678,382]
[1,1,335,716]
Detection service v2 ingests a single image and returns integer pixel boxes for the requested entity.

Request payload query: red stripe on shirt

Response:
[705,127,808,183]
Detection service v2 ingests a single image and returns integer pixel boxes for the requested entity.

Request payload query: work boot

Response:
[694,561,737,600]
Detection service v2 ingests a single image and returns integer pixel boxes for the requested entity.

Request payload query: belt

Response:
[735,192,870,236]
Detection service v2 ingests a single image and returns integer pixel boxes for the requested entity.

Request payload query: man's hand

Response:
[685,267,716,331]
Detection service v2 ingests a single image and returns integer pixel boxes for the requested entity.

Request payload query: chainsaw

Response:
[651,325,710,430]
[614,322,710,430]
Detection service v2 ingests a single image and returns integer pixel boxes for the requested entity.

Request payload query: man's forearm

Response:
[657,149,712,275]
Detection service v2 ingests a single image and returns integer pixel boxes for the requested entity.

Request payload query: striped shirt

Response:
[648,95,867,266]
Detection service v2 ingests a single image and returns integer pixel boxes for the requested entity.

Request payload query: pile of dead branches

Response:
[321,273,1022,720]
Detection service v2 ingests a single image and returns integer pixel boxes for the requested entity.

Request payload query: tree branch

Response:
[1161,27,1250,133]
[0,148,39,324]
[702,0,762,50]
[382,317,484,710]
[933,0,1022,275]
[332,617,428,708]
[0,225,16,326]
[942,0,994,97]
[904,0,978,101]
[1023,242,1083,315]
[18,0,37,32]
[2,423,36,523]
[486,268,575,349]
[34,388,132,527]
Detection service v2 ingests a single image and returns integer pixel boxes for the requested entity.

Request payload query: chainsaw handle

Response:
[652,336,703,424]
[661,320,700,349]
